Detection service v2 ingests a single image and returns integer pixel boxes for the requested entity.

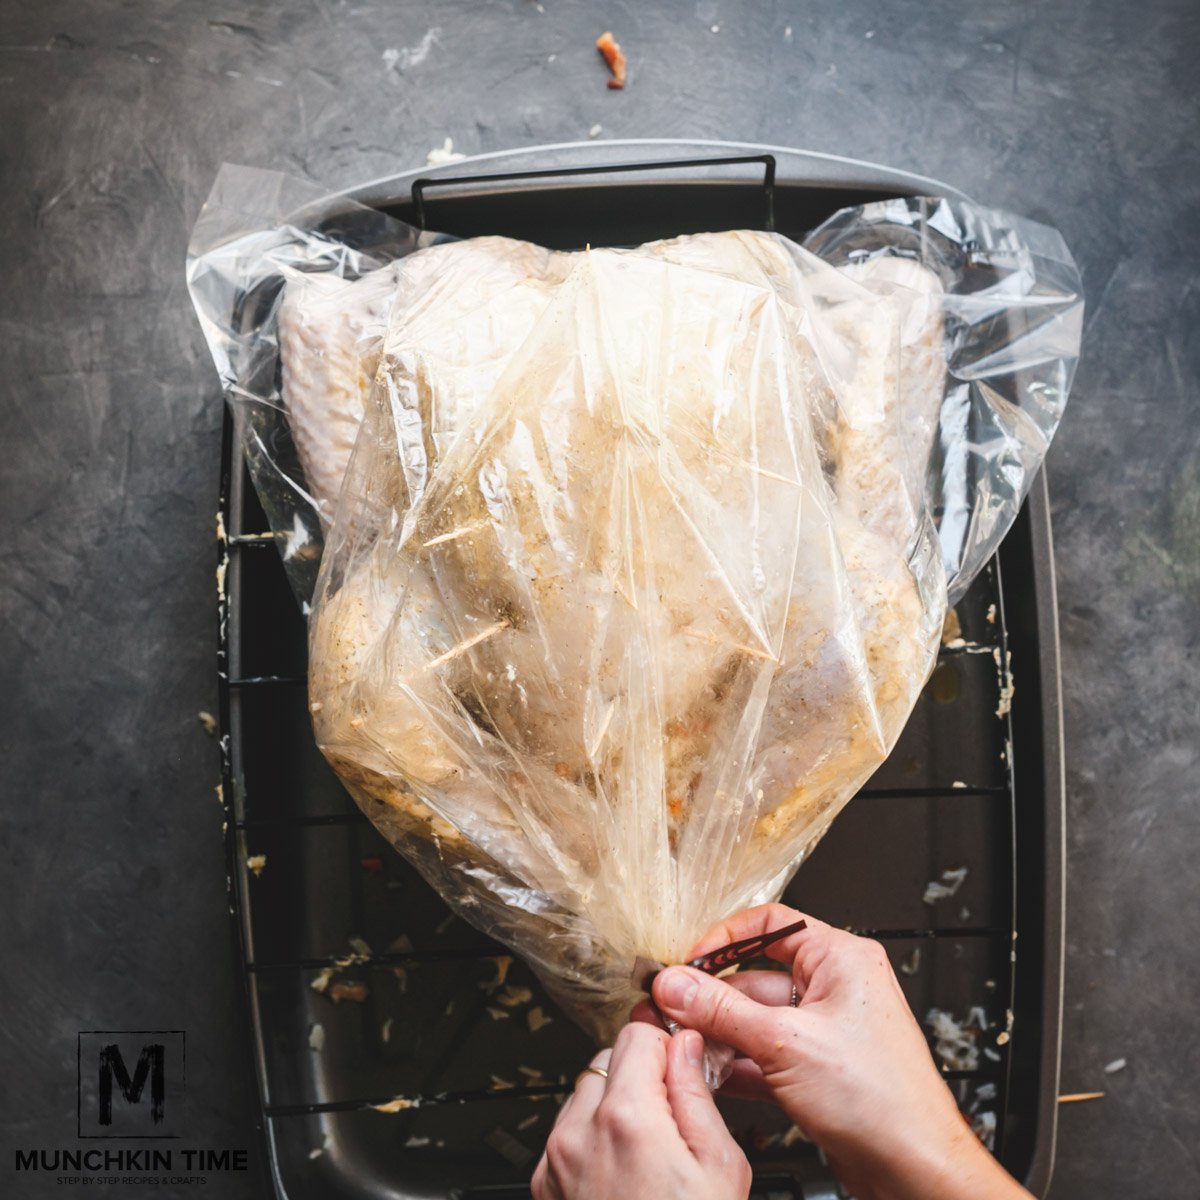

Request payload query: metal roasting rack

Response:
[215,146,1065,1200]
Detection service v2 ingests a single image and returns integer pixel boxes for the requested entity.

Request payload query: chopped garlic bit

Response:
[1104,1057,1127,1074]
[197,710,217,737]
[972,1109,997,1149]
[993,646,1015,717]
[966,1005,989,1030]
[404,1135,430,1148]
[373,1096,418,1113]
[480,955,513,994]
[282,512,314,562]
[308,1023,326,1052]
[246,854,267,876]
[923,866,968,905]
[925,1008,980,1071]
[427,137,466,166]
[498,984,533,1008]
[898,946,922,976]
[310,967,335,994]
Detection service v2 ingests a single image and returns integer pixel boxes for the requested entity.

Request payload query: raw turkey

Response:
[289,229,948,1041]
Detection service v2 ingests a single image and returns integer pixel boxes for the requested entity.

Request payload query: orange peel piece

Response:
[596,31,626,88]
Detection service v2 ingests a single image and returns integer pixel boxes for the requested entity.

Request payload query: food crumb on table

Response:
[595,31,626,88]
[427,137,466,166]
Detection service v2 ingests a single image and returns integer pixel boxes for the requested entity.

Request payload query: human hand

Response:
[636,904,1030,1200]
[531,1021,750,1200]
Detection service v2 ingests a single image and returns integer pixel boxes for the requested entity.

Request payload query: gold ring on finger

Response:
[574,1065,609,1088]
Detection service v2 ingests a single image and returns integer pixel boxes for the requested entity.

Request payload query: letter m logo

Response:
[78,1031,185,1137]
[99,1043,164,1125]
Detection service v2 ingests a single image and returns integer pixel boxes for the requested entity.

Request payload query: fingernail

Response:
[683,1030,704,1068]
[656,967,699,1011]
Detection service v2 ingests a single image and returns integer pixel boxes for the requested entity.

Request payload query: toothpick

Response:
[424,621,509,672]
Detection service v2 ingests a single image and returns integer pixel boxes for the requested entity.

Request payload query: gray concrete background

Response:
[1,1,1197,1197]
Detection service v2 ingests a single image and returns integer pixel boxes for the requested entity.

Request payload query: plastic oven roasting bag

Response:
[187,166,1082,1045]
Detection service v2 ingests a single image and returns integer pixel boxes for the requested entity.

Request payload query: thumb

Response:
[654,966,789,1063]
[666,1031,748,1175]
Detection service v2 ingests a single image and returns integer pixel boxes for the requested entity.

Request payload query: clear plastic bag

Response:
[188,165,444,599]
[188,167,1081,1044]
[805,197,1083,600]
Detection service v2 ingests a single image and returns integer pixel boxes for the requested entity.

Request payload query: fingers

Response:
[665,1030,746,1172]
[556,1047,611,1126]
[599,1022,670,1113]
[718,1057,774,1104]
[724,969,795,1008]
[634,975,795,1023]
[689,905,873,1004]
[628,997,667,1029]
[529,1153,563,1200]
[652,965,796,1064]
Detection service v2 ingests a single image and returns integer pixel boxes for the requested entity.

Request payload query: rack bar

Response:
[228,675,306,688]
[261,1065,1004,1119]
[411,154,777,232]
[235,813,367,830]
[246,926,1009,973]
[235,785,1007,832]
